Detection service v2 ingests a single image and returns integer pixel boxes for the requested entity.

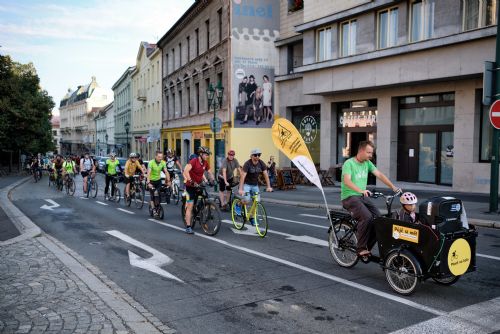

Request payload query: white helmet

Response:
[400,192,418,205]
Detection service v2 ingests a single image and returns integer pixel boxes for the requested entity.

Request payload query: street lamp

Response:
[124,121,130,157]
[207,81,224,191]
[105,133,109,154]
[97,139,100,156]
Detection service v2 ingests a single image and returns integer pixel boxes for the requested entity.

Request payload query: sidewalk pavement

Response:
[0,178,175,334]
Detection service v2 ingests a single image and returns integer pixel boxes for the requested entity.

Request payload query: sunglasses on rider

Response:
[252,153,261,157]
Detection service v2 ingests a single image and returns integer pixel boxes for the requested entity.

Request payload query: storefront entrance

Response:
[397,93,455,185]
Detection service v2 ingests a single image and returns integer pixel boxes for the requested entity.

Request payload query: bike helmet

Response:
[110,152,116,158]
[400,192,418,205]
[197,146,211,155]
[129,152,137,158]
[166,149,172,154]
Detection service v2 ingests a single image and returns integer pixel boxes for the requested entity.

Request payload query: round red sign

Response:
[490,100,500,130]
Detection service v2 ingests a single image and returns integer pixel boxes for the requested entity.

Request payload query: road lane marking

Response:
[150,218,445,316]
[267,216,329,229]
[117,208,134,215]
[79,197,89,200]
[300,214,327,219]
[96,201,108,206]
[477,253,500,261]
[40,199,60,211]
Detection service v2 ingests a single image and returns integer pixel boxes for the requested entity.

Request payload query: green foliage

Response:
[0,55,55,154]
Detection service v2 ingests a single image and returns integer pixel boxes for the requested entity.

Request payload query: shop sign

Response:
[193,131,204,139]
[299,115,318,144]
[339,110,377,128]
[204,133,213,139]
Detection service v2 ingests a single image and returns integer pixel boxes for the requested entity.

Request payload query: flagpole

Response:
[320,187,338,244]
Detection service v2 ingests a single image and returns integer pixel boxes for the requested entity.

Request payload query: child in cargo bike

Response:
[395,192,421,225]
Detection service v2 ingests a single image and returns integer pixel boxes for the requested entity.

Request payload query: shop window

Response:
[340,19,357,57]
[292,105,321,165]
[399,93,455,126]
[463,0,497,31]
[316,27,332,62]
[288,0,303,13]
[410,0,435,42]
[480,103,492,162]
[378,7,399,49]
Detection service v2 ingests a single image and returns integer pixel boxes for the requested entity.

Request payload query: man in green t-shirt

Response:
[341,141,400,257]
[104,153,123,200]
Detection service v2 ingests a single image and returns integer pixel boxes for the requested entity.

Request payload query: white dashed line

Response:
[477,253,500,261]
[267,216,329,229]
[300,214,327,219]
[95,201,108,206]
[117,208,134,215]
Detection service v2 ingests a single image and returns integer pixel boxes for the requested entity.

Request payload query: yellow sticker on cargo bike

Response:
[448,238,471,276]
[392,225,419,243]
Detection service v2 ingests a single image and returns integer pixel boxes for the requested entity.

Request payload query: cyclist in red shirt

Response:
[182,146,215,234]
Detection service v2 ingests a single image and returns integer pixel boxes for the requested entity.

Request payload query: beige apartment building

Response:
[131,42,162,160]
[59,77,113,156]
[275,0,496,193]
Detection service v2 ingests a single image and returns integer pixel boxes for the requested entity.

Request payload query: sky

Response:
[0,0,195,115]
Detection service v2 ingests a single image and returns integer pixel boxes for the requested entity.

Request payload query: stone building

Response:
[275,0,496,192]
[112,67,135,158]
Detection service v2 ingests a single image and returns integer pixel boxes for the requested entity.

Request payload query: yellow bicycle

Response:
[231,192,268,237]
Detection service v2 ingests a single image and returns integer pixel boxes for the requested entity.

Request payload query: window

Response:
[316,27,332,61]
[195,82,200,114]
[463,0,497,31]
[166,95,169,120]
[480,102,492,161]
[187,86,191,114]
[410,0,435,42]
[195,28,199,56]
[205,78,210,110]
[166,54,169,74]
[205,19,210,51]
[178,89,183,117]
[218,8,223,42]
[187,36,190,62]
[378,7,398,49]
[179,43,182,66]
[288,0,303,12]
[340,20,357,57]
[157,61,159,83]
[172,48,175,70]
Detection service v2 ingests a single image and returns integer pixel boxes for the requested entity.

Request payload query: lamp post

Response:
[206,81,224,191]
[97,139,100,156]
[124,121,130,157]
[105,133,109,154]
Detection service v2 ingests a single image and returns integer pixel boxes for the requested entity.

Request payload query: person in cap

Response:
[218,149,242,211]
[237,148,273,225]
[397,192,420,224]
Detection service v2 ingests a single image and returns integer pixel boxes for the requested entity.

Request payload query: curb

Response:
[258,198,500,229]
[0,177,41,245]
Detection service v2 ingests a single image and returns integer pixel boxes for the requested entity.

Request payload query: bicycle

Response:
[48,168,54,187]
[215,181,239,211]
[85,172,98,198]
[149,183,166,219]
[64,173,76,196]
[54,170,64,191]
[231,191,268,237]
[181,183,221,236]
[125,175,145,209]
[169,170,181,205]
[32,166,42,183]
[108,175,121,203]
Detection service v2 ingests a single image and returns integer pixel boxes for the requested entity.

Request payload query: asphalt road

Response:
[11,174,500,334]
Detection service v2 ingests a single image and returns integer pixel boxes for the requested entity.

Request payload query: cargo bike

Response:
[328,191,477,295]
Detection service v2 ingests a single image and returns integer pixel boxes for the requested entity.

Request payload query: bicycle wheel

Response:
[432,275,460,286]
[48,174,52,187]
[125,188,132,207]
[113,186,121,203]
[91,179,98,198]
[157,205,164,219]
[254,202,268,238]
[384,250,421,295]
[200,201,221,236]
[329,221,359,268]
[67,178,76,196]
[231,199,245,230]
[134,186,144,209]
[172,184,180,205]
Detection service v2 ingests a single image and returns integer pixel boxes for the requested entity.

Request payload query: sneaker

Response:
[105,195,109,201]
[185,226,194,234]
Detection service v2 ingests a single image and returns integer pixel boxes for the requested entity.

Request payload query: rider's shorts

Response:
[243,184,260,203]
[184,186,198,203]
[81,171,90,178]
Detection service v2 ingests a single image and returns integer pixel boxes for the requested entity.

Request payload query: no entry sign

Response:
[490,100,500,129]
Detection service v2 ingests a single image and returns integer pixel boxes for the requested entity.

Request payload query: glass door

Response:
[440,132,454,185]
[418,133,436,183]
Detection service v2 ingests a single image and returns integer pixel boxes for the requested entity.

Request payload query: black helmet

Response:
[197,146,211,155]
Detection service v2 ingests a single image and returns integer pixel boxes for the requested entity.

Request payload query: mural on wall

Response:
[231,0,280,128]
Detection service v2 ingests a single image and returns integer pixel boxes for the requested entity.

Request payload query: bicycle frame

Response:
[241,192,260,220]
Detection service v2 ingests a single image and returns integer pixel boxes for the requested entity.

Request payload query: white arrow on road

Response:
[105,230,184,283]
[222,220,329,246]
[40,199,60,211]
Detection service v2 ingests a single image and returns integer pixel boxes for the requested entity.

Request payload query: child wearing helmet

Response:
[397,192,420,224]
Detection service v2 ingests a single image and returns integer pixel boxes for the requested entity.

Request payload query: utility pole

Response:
[489,1,500,212]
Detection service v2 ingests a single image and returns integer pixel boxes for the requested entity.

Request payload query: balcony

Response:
[137,89,146,101]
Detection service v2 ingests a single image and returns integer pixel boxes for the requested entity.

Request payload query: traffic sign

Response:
[210,117,222,133]
[490,100,500,129]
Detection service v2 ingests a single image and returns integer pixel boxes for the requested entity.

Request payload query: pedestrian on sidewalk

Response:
[267,155,276,187]
[218,149,242,211]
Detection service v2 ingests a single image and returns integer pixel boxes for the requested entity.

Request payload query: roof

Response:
[59,76,99,107]
[157,0,201,47]
[112,66,135,90]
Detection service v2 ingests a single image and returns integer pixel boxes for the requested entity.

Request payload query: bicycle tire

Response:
[200,201,221,236]
[134,186,144,209]
[254,202,268,237]
[70,178,76,196]
[329,221,359,268]
[48,174,52,187]
[173,184,180,205]
[91,179,98,198]
[385,250,421,295]
[432,275,460,286]
[158,205,164,220]
[231,199,245,230]
[113,186,121,203]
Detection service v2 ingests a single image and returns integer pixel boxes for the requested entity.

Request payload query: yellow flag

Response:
[271,118,322,190]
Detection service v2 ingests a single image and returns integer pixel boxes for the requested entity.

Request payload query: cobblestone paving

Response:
[0,238,131,334]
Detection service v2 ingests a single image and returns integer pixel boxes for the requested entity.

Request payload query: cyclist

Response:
[52,155,64,188]
[340,141,401,258]
[238,148,273,225]
[30,154,43,179]
[182,146,215,234]
[80,152,96,194]
[165,149,182,180]
[104,153,122,200]
[62,156,77,183]
[147,151,171,215]
[218,149,242,211]
[124,153,143,200]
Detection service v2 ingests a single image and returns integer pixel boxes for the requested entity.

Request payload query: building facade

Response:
[112,67,135,158]
[59,77,113,156]
[94,103,112,156]
[131,42,162,160]
[158,0,280,170]
[105,102,115,154]
[51,115,61,154]
[275,0,496,193]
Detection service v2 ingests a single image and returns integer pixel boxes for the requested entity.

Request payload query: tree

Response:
[0,55,55,157]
